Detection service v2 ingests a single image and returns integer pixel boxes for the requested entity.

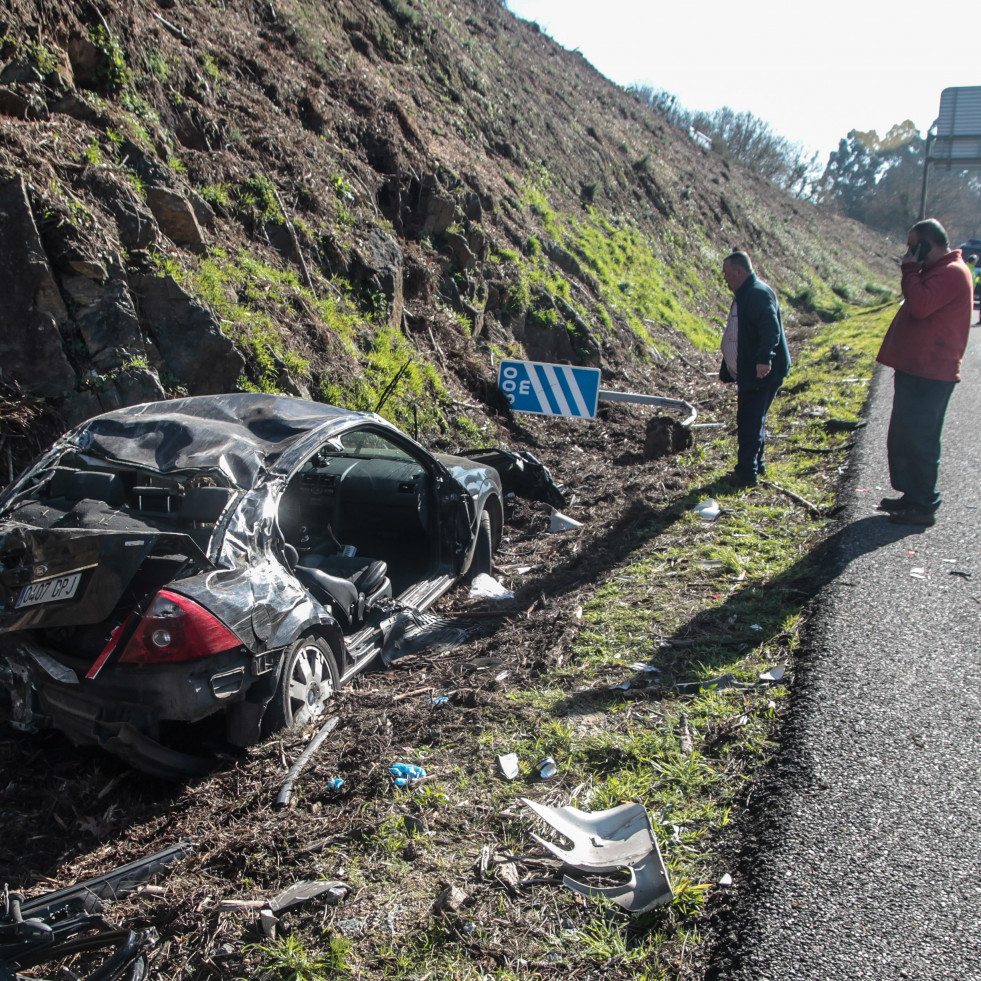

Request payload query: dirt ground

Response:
[0,348,748,978]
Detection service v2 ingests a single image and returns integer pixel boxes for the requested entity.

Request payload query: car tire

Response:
[465,510,494,583]
[264,634,338,733]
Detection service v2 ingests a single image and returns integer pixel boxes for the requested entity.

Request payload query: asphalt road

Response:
[708,324,981,980]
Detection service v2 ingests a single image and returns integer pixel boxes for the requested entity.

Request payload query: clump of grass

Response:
[246,933,350,980]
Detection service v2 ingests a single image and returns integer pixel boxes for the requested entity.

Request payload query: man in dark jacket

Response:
[875,218,973,526]
[718,251,791,487]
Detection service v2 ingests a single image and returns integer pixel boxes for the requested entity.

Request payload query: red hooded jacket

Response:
[876,250,973,382]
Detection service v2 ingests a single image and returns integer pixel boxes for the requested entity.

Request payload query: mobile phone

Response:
[915,239,931,262]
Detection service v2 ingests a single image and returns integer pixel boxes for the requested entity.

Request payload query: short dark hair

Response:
[909,218,949,251]
[723,251,753,273]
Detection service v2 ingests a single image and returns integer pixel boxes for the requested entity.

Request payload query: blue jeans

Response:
[736,380,780,480]
[886,370,956,512]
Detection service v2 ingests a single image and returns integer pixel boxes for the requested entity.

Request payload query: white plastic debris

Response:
[260,908,278,939]
[910,567,927,580]
[467,573,514,599]
[629,663,660,673]
[521,799,674,914]
[549,509,583,532]
[718,873,733,887]
[497,753,520,780]
[759,664,787,682]
[692,499,721,521]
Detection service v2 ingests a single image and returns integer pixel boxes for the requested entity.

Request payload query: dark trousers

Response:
[736,379,780,480]
[886,370,956,512]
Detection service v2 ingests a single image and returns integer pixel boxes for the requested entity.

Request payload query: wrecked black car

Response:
[0,394,503,777]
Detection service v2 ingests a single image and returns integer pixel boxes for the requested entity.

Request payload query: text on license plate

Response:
[16,573,83,609]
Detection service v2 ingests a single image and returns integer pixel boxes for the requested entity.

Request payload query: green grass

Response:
[153,246,450,431]
[304,298,896,980]
[497,184,720,359]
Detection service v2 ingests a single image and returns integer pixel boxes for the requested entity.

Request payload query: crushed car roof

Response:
[66,394,368,487]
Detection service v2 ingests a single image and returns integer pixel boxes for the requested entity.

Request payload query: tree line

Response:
[631,86,981,245]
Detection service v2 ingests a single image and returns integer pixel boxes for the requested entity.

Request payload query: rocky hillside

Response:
[0,0,895,459]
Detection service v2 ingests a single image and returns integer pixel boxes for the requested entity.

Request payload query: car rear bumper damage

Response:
[0,638,276,776]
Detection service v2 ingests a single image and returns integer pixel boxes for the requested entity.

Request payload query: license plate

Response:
[16,572,82,609]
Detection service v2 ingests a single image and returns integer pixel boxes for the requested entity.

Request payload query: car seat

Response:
[293,551,393,631]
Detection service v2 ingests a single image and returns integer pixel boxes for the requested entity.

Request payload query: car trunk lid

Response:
[0,524,210,632]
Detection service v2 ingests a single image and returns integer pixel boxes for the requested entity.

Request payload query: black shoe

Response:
[721,471,757,488]
[888,509,936,527]
[878,496,912,513]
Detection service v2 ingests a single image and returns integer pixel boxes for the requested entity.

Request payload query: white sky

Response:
[505,0,979,165]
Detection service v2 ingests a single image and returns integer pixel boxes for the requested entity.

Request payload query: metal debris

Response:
[275,716,340,808]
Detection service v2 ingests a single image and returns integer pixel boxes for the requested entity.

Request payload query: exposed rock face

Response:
[130,273,245,395]
[350,229,405,331]
[144,187,206,252]
[90,174,156,251]
[67,255,148,372]
[61,366,167,428]
[0,176,76,397]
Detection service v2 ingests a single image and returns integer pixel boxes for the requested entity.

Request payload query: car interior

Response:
[275,429,442,631]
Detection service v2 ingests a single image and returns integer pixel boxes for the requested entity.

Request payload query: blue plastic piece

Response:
[390,762,426,787]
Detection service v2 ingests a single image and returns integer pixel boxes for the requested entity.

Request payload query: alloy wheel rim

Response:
[288,644,334,726]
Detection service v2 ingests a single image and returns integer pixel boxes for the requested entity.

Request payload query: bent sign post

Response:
[497,359,696,425]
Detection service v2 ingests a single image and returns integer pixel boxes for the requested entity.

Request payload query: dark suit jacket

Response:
[719,274,791,390]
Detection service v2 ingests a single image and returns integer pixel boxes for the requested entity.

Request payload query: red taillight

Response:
[117,590,240,664]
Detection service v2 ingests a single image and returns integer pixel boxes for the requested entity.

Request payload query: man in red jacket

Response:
[876,218,973,526]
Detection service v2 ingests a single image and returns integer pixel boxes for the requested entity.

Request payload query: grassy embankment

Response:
[244,222,896,978]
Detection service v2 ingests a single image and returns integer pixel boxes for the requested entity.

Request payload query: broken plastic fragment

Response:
[521,799,674,914]
[497,752,520,780]
[692,499,721,520]
[390,762,426,787]
[759,664,787,682]
[549,509,583,532]
[260,908,278,939]
[629,663,660,673]
[269,880,350,914]
[718,873,733,887]
[327,778,344,791]
[468,573,514,599]
[429,695,449,706]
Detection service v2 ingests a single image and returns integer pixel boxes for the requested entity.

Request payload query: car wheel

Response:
[465,510,494,582]
[265,634,338,733]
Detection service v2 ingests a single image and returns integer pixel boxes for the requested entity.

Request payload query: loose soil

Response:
[0,355,761,979]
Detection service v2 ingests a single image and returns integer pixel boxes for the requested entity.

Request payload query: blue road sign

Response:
[497,359,601,418]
